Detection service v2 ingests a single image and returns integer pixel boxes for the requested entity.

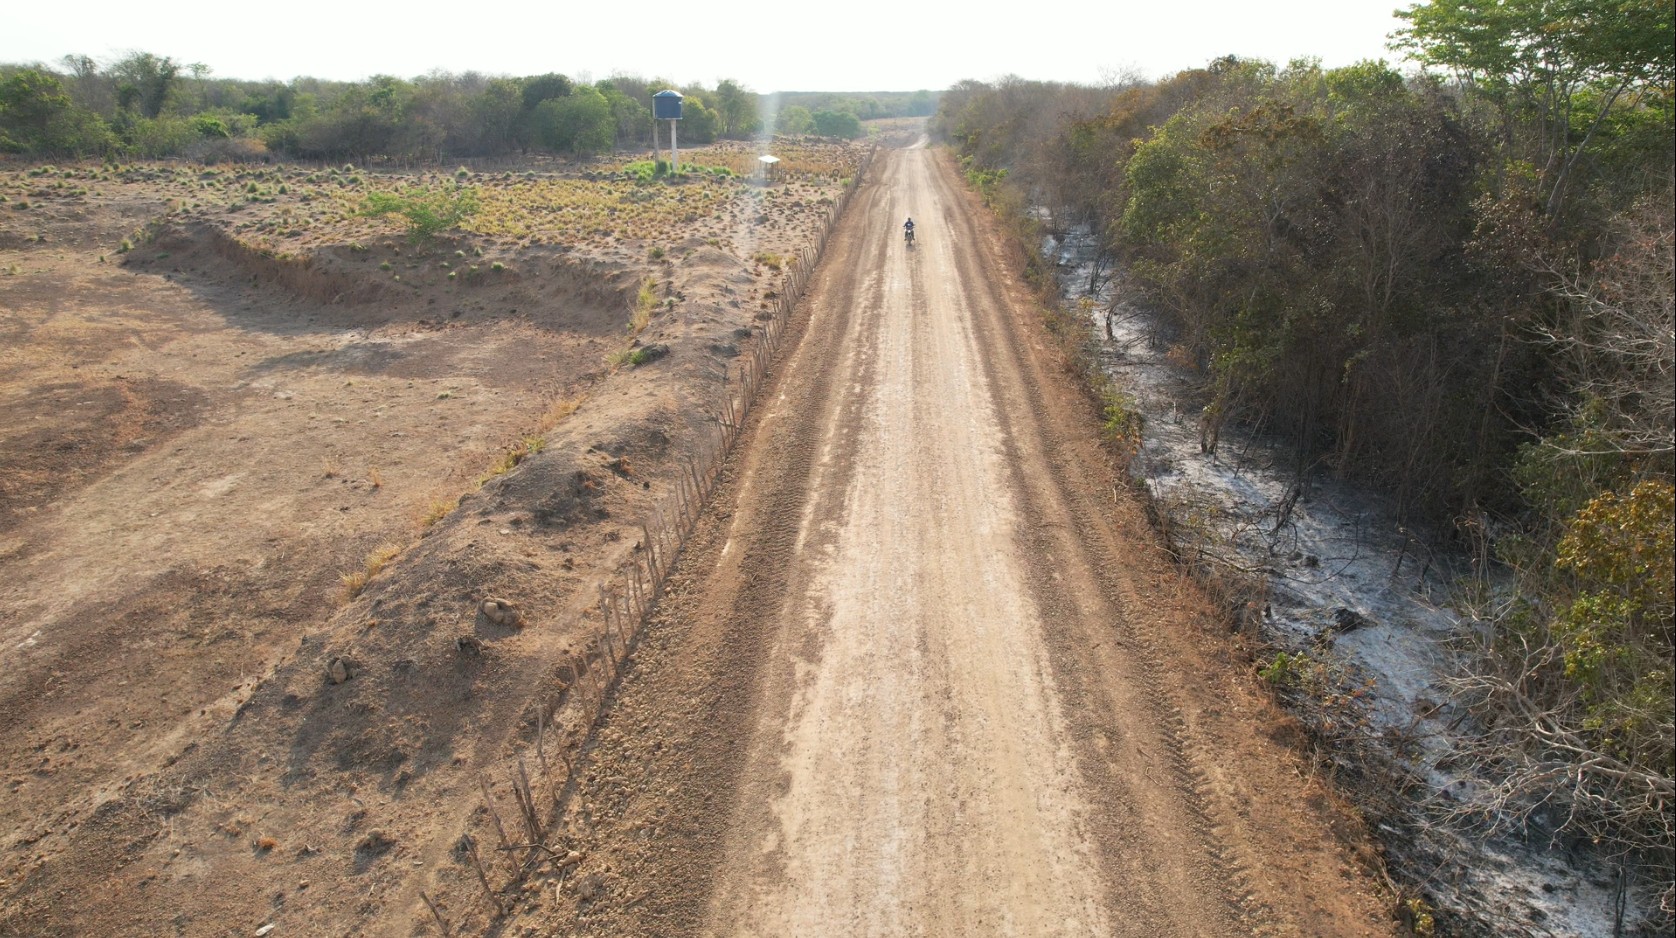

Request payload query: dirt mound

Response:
[0,153,862,936]
[124,221,640,337]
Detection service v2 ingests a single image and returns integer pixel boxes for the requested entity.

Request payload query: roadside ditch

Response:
[1032,222,1650,937]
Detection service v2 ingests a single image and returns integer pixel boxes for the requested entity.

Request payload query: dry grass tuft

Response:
[537,395,584,433]
[631,277,657,334]
[419,498,456,529]
[341,542,402,599]
[481,435,546,481]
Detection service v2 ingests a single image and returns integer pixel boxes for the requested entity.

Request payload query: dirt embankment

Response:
[493,148,1400,936]
[0,152,855,935]
[1,142,1398,936]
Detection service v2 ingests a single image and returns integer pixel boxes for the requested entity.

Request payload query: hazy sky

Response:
[3,1,1417,92]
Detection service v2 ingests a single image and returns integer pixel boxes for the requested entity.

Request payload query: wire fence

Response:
[443,146,878,930]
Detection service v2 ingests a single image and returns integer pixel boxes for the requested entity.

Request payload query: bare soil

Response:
[498,148,1400,935]
[0,147,860,935]
[0,143,1397,937]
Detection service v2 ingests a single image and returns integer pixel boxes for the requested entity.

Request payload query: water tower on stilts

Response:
[652,90,684,176]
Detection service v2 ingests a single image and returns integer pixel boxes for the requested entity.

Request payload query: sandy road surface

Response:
[530,149,1395,936]
[704,149,1111,934]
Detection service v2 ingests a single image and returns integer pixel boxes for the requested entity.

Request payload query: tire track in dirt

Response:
[922,149,1392,937]
[494,178,888,936]
[916,150,1244,935]
[513,149,1397,937]
[693,150,1116,935]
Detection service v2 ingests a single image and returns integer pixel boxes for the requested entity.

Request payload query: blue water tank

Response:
[652,90,684,121]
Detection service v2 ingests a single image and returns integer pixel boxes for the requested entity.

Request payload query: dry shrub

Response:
[190,137,270,164]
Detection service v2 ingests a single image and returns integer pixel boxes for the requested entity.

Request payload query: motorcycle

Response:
[904,226,915,247]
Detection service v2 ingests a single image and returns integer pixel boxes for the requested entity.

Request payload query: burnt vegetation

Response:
[936,0,1673,924]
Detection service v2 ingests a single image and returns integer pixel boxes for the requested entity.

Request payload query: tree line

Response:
[0,54,882,161]
[771,89,937,136]
[936,0,1672,912]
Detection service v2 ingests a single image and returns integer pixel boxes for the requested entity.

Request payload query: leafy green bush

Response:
[621,160,668,182]
[1100,386,1144,455]
[1551,479,1674,767]
[960,156,1009,206]
[121,116,199,158]
[192,114,230,138]
[361,184,481,244]
[777,105,814,135]
[676,95,720,143]
[812,108,862,139]
[1259,651,1308,687]
[622,160,731,181]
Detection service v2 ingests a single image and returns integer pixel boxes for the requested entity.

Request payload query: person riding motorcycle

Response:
[903,217,915,244]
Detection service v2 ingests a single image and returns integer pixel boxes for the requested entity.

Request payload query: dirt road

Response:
[706,147,1111,933]
[528,149,1396,935]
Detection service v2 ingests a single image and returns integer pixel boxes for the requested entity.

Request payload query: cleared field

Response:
[0,142,866,935]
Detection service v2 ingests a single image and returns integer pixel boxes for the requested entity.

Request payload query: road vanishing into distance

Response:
[517,146,1395,936]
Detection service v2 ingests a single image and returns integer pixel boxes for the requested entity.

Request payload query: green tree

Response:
[677,95,719,143]
[470,77,523,154]
[777,104,814,135]
[111,52,180,119]
[1394,0,1676,214]
[1121,59,1496,509]
[812,108,862,138]
[0,68,113,154]
[291,77,408,160]
[0,68,72,150]
[600,84,651,147]
[241,83,297,124]
[532,85,614,156]
[516,73,575,151]
[713,79,759,138]
[57,53,115,116]
[191,113,229,138]
[521,73,573,111]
